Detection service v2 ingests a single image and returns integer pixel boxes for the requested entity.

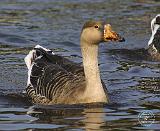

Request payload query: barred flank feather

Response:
[25,45,86,104]
[26,84,50,104]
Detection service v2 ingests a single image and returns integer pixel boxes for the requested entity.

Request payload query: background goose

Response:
[147,14,160,60]
[108,14,160,61]
[25,21,124,105]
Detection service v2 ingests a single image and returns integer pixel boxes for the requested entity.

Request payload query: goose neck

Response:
[80,39,107,102]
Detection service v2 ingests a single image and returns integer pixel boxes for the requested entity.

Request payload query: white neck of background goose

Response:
[80,38,107,103]
[148,25,160,46]
[148,15,160,47]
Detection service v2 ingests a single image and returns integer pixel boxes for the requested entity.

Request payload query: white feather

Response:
[24,50,36,70]
[148,15,160,46]
[35,45,55,55]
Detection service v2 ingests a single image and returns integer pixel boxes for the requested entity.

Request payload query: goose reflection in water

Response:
[27,104,106,130]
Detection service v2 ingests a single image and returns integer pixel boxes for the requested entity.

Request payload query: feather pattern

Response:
[25,45,86,104]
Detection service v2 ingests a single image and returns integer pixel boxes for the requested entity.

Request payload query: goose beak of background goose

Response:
[104,24,125,42]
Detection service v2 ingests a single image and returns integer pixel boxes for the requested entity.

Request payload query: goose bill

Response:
[104,24,125,42]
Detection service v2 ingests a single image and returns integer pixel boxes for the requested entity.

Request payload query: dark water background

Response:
[0,0,160,130]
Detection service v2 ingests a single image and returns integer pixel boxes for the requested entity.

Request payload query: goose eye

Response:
[94,25,99,29]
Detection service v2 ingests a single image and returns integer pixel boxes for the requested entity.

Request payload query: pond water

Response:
[0,0,160,130]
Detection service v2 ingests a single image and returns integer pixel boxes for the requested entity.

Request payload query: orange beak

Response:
[104,24,125,42]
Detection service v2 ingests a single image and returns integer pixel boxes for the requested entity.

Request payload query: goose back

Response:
[25,46,86,104]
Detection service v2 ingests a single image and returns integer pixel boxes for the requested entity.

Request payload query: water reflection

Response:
[82,108,105,130]
[27,104,106,130]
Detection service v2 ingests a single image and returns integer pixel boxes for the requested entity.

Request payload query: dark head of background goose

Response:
[24,20,125,105]
[147,14,160,60]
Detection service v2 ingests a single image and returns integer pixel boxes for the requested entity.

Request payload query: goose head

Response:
[148,14,160,54]
[80,21,125,45]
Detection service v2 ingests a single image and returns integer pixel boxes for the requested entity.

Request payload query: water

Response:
[0,0,160,130]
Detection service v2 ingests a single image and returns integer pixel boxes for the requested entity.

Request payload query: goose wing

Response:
[25,45,85,104]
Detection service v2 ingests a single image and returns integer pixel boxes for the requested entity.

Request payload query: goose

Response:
[108,14,160,61]
[147,14,160,61]
[24,21,125,105]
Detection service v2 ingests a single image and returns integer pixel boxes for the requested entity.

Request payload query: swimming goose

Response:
[147,14,160,60]
[25,21,125,105]
[108,14,160,61]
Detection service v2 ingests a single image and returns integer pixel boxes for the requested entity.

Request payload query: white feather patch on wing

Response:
[24,50,36,70]
[27,64,33,86]
[24,49,37,85]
